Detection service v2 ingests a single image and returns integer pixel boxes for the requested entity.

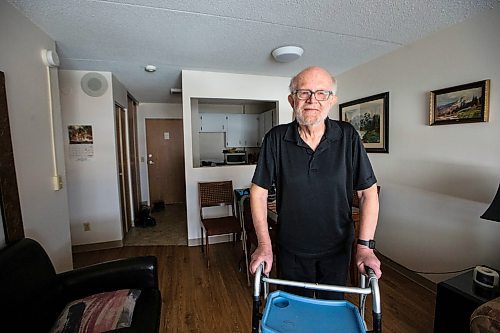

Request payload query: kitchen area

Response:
[194,99,277,168]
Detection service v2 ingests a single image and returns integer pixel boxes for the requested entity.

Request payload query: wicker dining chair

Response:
[199,181,242,268]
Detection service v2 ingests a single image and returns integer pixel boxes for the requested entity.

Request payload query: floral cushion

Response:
[470,296,500,333]
[50,289,141,333]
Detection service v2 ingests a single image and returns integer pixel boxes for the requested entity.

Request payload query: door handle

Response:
[148,160,155,165]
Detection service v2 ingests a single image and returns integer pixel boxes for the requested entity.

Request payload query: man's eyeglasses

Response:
[293,89,334,101]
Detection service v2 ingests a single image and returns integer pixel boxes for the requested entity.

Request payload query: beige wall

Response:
[334,7,500,283]
[59,70,128,245]
[0,1,72,271]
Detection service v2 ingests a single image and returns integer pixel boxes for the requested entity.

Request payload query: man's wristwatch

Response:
[357,239,376,249]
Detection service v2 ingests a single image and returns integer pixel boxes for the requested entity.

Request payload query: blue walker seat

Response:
[261,290,366,333]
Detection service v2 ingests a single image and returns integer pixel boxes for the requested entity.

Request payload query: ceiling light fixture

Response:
[272,46,304,63]
[144,65,157,72]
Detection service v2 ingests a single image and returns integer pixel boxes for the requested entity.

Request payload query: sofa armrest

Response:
[58,256,158,300]
[470,296,500,333]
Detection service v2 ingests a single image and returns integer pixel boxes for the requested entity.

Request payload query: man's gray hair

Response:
[288,68,337,95]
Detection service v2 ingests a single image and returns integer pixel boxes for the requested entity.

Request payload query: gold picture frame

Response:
[429,80,490,126]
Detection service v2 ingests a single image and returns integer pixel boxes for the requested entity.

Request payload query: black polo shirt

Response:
[252,118,377,256]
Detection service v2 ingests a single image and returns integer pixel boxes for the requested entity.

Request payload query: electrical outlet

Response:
[83,222,91,231]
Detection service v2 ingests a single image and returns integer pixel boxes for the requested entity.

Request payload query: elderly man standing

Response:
[249,66,381,299]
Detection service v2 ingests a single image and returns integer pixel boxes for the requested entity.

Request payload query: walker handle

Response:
[364,266,382,333]
[366,266,377,279]
[251,263,265,333]
[253,262,265,297]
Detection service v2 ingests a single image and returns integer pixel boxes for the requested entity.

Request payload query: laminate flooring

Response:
[73,243,436,333]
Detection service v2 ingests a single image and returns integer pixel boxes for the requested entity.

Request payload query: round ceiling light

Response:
[271,46,304,63]
[145,65,157,72]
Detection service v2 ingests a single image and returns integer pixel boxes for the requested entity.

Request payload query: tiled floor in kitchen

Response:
[124,203,188,246]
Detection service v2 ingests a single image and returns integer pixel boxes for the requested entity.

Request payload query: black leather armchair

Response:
[0,238,161,333]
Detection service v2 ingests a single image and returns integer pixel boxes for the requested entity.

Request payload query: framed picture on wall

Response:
[429,80,490,126]
[339,92,389,153]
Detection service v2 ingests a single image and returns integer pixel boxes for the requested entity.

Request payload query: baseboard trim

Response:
[378,252,437,293]
[72,240,123,253]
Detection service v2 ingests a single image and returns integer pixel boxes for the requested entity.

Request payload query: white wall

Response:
[182,70,292,244]
[334,7,500,283]
[59,70,123,245]
[112,74,128,108]
[137,102,183,203]
[0,1,72,271]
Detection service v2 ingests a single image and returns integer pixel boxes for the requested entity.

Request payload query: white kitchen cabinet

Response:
[226,114,242,147]
[258,109,274,146]
[199,113,227,132]
[243,114,260,147]
[226,114,260,147]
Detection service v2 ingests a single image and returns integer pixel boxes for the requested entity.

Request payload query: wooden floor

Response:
[73,243,436,333]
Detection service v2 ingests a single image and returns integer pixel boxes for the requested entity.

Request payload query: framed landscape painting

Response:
[429,80,490,126]
[339,92,389,153]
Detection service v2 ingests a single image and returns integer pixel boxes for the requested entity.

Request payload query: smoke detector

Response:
[272,46,304,63]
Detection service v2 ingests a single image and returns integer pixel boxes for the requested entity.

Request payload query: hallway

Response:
[124,203,187,246]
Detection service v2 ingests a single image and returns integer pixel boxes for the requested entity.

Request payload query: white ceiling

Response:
[7,0,500,103]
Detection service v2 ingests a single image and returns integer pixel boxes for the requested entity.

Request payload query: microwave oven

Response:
[224,152,246,164]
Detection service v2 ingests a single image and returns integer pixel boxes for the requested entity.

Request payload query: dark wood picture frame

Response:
[0,71,24,244]
[429,80,490,126]
[339,92,389,153]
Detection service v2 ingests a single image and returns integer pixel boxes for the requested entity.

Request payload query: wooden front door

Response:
[146,119,186,205]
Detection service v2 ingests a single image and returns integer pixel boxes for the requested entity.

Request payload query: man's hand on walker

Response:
[356,247,382,278]
[250,244,273,275]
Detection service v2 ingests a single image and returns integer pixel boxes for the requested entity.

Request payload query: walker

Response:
[251,264,382,333]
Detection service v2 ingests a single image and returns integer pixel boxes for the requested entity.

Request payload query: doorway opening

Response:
[146,119,186,206]
[124,118,187,246]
